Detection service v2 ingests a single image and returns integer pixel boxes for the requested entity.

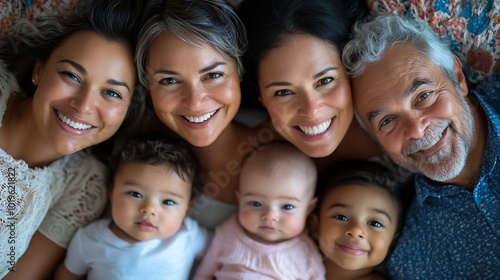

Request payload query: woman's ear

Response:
[258,96,265,107]
[32,59,44,86]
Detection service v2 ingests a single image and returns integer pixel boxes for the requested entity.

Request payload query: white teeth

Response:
[420,132,443,151]
[299,119,332,136]
[57,111,92,130]
[184,110,216,123]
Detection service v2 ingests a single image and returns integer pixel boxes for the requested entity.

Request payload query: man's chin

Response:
[416,160,465,182]
[389,148,464,181]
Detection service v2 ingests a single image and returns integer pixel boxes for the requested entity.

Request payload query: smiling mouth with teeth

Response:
[183,110,217,123]
[406,129,446,155]
[57,111,92,130]
[298,119,332,136]
[420,133,443,151]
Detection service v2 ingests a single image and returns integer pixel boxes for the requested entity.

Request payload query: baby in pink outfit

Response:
[194,142,325,279]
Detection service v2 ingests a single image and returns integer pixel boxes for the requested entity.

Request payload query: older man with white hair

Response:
[343,15,500,278]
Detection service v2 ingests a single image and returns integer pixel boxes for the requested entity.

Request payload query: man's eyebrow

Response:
[406,78,432,97]
[368,110,383,124]
[367,78,433,124]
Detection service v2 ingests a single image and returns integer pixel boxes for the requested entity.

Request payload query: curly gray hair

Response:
[342,15,456,86]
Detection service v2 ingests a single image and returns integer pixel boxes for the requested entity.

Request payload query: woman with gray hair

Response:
[135,0,275,231]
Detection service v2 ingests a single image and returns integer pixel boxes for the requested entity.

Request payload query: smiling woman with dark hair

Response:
[238,0,382,163]
[0,0,144,278]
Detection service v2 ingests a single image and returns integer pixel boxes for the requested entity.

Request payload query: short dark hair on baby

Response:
[115,135,200,198]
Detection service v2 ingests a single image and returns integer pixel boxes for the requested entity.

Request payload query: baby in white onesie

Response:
[55,136,211,280]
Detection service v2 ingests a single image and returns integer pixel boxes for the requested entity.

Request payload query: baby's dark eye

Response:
[333,214,348,222]
[128,191,142,198]
[282,204,295,210]
[249,201,262,207]
[369,220,383,228]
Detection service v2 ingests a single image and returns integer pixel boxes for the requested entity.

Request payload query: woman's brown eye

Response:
[274,89,292,96]
[318,77,333,86]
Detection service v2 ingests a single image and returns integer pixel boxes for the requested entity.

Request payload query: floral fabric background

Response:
[1,0,499,86]
[0,0,77,31]
[369,0,500,86]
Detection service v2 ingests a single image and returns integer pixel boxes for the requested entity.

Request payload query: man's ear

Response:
[452,55,468,96]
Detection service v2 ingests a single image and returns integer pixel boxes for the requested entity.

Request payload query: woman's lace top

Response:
[0,63,109,276]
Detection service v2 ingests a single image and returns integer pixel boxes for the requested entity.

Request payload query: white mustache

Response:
[403,120,450,155]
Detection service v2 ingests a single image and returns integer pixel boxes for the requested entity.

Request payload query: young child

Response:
[55,137,211,280]
[194,141,325,279]
[310,160,411,280]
